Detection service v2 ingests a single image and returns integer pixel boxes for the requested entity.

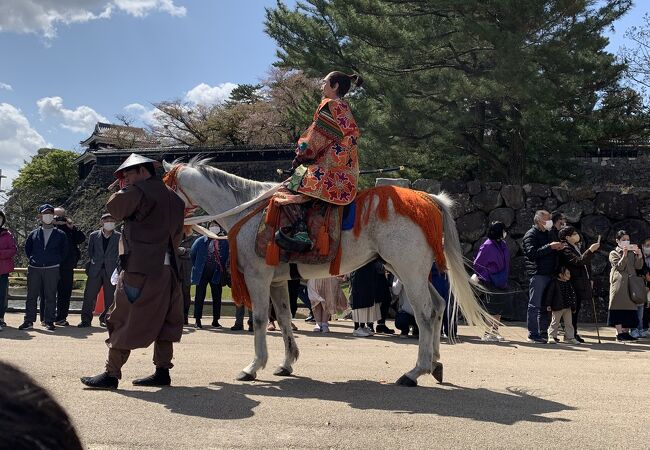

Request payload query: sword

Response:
[276,165,405,176]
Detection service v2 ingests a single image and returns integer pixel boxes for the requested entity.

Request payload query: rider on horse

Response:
[275,71,364,252]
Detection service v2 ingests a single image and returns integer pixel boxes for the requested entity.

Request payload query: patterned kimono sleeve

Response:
[294,100,345,166]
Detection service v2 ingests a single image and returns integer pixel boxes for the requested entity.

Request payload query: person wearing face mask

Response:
[78,213,121,328]
[608,230,644,342]
[472,221,511,342]
[522,210,566,343]
[633,237,650,338]
[0,210,17,331]
[549,211,566,243]
[51,207,86,327]
[190,221,229,329]
[558,226,600,343]
[19,204,68,332]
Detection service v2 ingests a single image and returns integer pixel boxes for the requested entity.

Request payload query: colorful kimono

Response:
[289,98,360,205]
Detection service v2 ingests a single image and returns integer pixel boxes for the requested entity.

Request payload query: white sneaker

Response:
[320,324,330,333]
[313,324,321,332]
[630,329,641,339]
[641,330,649,338]
[564,338,580,345]
[353,327,370,337]
[493,332,507,342]
[547,338,557,344]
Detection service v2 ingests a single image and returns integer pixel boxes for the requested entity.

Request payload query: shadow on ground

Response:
[113,377,574,425]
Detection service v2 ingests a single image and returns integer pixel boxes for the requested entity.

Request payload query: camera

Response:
[53,216,68,225]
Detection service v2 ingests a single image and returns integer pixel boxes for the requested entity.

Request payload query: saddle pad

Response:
[255,201,342,265]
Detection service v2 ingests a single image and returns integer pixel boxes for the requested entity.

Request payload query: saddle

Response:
[255,195,343,266]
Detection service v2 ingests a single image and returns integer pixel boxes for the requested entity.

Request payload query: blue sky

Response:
[0,0,648,190]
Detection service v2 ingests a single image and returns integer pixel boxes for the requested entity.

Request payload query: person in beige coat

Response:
[608,230,644,342]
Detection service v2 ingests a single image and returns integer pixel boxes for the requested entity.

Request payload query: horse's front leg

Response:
[237,283,271,382]
[270,281,299,376]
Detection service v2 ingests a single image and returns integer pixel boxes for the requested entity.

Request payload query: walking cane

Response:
[590,294,601,344]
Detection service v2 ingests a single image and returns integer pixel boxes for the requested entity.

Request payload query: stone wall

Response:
[392,178,650,322]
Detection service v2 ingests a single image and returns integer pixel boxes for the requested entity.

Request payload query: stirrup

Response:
[275,227,313,253]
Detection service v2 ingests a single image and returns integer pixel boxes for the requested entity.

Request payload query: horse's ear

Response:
[162,160,172,172]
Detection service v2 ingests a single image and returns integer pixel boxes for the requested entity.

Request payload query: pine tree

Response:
[265,0,644,183]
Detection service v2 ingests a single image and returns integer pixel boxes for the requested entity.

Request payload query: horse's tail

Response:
[429,192,496,333]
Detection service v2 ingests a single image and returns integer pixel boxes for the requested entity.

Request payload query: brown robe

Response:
[105,177,185,350]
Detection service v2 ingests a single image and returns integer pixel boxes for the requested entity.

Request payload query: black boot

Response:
[80,372,118,389]
[275,219,313,253]
[132,368,171,386]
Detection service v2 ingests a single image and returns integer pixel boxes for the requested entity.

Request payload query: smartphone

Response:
[597,235,601,244]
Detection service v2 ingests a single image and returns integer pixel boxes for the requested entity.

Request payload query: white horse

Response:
[163,159,493,387]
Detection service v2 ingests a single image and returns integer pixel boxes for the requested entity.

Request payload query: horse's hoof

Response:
[273,367,293,376]
[236,371,256,382]
[395,375,417,387]
[432,363,443,384]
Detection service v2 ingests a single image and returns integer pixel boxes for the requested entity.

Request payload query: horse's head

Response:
[162,161,199,215]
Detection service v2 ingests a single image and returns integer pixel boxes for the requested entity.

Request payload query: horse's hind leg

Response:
[237,282,272,382]
[270,281,299,376]
[394,277,437,387]
[428,282,446,383]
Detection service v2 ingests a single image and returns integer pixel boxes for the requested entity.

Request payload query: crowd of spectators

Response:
[1,205,649,345]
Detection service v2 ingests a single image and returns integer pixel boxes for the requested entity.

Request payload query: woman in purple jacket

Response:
[473,221,511,342]
[0,211,17,330]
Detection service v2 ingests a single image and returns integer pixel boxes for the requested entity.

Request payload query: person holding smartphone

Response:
[558,226,600,343]
[608,230,644,342]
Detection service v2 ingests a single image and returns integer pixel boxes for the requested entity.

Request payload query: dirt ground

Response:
[1,312,648,449]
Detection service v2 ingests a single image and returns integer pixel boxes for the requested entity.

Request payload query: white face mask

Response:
[41,214,54,224]
[209,226,221,234]
[543,220,553,231]
[619,240,630,249]
[643,246,650,256]
[502,231,507,239]
[103,222,116,231]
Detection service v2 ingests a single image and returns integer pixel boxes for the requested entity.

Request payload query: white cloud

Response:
[0,0,186,39]
[37,96,107,134]
[0,83,12,91]
[124,102,159,125]
[113,0,185,18]
[185,82,238,106]
[0,103,49,190]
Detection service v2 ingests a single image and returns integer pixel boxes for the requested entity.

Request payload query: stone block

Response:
[375,177,411,188]
[594,192,638,220]
[500,185,525,209]
[484,182,503,191]
[450,193,475,219]
[551,186,570,203]
[456,211,488,242]
[558,201,583,224]
[472,190,503,212]
[440,180,467,194]
[523,183,551,198]
[467,180,482,195]
[580,215,611,240]
[488,207,515,228]
[412,179,441,194]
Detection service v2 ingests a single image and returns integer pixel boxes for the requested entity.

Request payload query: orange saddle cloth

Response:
[254,196,342,266]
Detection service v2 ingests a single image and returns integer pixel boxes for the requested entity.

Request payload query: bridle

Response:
[163,164,199,217]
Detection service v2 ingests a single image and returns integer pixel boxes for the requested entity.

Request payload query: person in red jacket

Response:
[0,210,17,331]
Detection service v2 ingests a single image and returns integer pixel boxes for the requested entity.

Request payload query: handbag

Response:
[628,274,647,305]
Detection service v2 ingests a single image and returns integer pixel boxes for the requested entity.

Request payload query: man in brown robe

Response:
[81,153,185,389]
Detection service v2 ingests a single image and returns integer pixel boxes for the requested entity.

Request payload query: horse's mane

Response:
[185,156,278,203]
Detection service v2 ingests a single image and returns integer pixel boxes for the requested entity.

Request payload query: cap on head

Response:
[101,213,114,221]
[38,204,54,214]
[113,153,159,179]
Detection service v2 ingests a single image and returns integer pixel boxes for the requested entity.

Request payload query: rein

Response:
[163,163,283,239]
